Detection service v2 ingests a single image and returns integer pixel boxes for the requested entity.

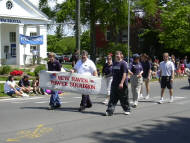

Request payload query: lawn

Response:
[62,64,72,70]
[0,83,7,97]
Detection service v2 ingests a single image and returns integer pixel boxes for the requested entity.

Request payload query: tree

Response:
[159,0,190,53]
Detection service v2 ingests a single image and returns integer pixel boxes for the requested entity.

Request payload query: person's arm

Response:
[119,62,128,89]
[137,64,143,78]
[119,73,127,89]
[171,64,175,82]
[93,71,98,76]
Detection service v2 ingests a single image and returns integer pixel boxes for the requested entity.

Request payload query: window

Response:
[30,32,38,53]
[106,31,111,41]
[9,32,16,43]
[11,44,16,57]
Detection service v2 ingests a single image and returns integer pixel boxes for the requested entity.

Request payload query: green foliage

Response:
[100,42,130,57]
[159,0,190,53]
[135,0,158,16]
[0,66,12,75]
[34,65,46,76]
[81,30,90,53]
[27,72,35,77]
[47,35,76,54]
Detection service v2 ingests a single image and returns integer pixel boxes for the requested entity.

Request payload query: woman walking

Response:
[102,54,113,105]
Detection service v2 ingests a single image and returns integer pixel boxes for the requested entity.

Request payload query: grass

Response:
[0,84,7,97]
[62,64,72,70]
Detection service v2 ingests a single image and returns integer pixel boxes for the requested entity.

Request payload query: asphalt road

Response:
[0,78,190,143]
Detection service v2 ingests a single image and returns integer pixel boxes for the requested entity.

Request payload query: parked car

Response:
[63,55,70,62]
[55,54,64,63]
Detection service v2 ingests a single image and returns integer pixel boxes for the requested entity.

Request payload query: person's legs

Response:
[103,77,112,105]
[119,86,130,113]
[131,76,136,102]
[106,87,119,115]
[144,79,150,99]
[86,95,92,108]
[49,90,61,108]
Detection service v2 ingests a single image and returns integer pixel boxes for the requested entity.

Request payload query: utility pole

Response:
[76,0,81,55]
[127,0,130,64]
[90,0,96,63]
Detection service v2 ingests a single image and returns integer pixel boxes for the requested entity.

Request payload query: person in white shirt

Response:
[4,76,28,97]
[159,53,175,104]
[72,50,97,112]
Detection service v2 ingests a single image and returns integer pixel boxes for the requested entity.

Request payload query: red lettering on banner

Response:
[58,76,70,81]
[72,77,88,83]
[51,80,68,86]
[70,82,95,89]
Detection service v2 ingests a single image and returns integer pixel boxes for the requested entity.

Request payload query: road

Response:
[0,78,190,143]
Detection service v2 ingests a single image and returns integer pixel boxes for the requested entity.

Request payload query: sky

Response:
[31,0,75,36]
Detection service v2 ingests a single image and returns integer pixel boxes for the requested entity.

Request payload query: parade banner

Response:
[39,71,108,95]
[20,34,43,45]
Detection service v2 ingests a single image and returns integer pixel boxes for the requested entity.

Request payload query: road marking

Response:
[72,97,81,99]
[0,97,44,102]
[6,124,53,142]
[35,101,49,104]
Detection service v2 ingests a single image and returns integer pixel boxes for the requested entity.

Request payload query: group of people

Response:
[4,74,46,98]
[46,50,179,116]
[4,50,188,116]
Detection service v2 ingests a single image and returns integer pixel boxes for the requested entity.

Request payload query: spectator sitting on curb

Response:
[32,74,47,95]
[18,75,32,93]
[4,76,29,97]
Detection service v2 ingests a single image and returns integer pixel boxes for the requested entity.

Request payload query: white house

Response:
[0,0,50,66]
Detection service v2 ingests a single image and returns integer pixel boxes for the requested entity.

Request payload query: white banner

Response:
[39,71,108,95]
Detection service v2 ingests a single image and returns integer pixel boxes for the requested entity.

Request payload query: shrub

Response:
[27,72,35,77]
[10,70,23,76]
[34,65,46,76]
[0,66,12,75]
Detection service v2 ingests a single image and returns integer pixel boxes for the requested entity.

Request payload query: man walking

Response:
[72,50,97,112]
[159,53,175,104]
[106,51,131,116]
[48,52,62,109]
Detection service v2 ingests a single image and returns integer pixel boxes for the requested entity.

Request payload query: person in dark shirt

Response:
[18,75,32,93]
[106,51,131,116]
[140,54,152,100]
[48,52,62,110]
[129,54,143,108]
[102,54,113,105]
[71,50,79,67]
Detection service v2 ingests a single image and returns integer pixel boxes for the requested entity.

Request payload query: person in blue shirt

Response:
[47,52,62,110]
[102,54,113,105]
[106,51,131,116]
[140,54,152,100]
[129,54,143,108]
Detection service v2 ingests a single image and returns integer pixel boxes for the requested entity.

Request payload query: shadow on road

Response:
[89,116,190,143]
[180,86,190,90]
[20,107,49,110]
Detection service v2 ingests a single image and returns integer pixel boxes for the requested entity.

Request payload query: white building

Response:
[0,0,50,66]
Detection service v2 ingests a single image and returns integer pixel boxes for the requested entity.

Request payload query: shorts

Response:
[161,76,173,89]
[143,77,149,82]
[6,88,21,96]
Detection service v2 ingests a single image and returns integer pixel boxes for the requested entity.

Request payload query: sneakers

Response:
[132,101,138,108]
[22,93,29,97]
[105,111,113,116]
[138,94,144,99]
[169,96,174,103]
[102,99,109,105]
[158,98,164,104]
[78,106,85,112]
[124,111,131,115]
[145,94,150,100]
